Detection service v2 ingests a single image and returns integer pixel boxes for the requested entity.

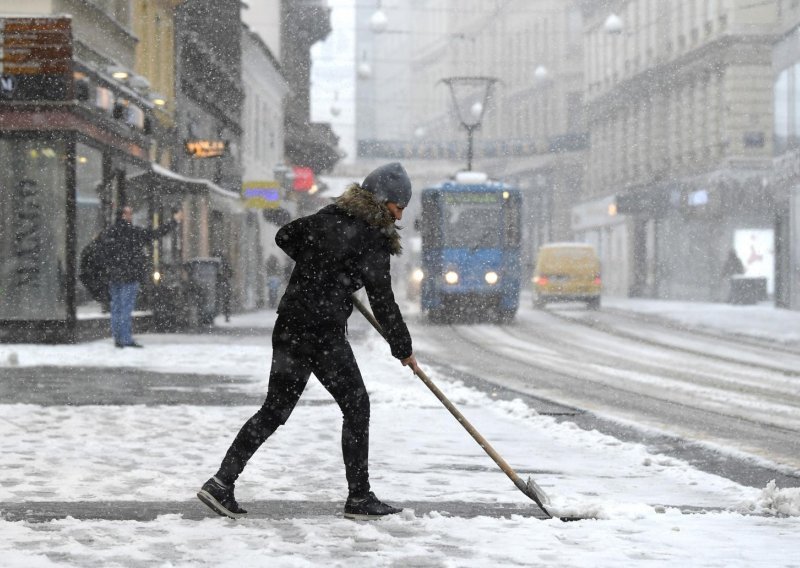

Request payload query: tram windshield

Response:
[443,204,502,248]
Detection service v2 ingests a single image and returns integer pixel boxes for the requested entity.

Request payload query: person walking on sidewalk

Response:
[721,248,745,303]
[198,162,419,520]
[105,205,183,348]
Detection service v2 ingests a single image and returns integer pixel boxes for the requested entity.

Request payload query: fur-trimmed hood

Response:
[335,183,402,255]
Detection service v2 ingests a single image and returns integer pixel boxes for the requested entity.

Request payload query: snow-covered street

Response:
[1,302,800,566]
[408,293,800,473]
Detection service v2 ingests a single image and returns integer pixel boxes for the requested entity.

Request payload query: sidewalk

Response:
[1,309,800,567]
[601,296,800,347]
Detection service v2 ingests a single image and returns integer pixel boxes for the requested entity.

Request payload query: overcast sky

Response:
[311,0,356,164]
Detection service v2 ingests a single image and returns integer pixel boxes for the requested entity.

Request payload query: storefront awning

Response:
[130,163,236,197]
[615,185,677,217]
[129,163,243,214]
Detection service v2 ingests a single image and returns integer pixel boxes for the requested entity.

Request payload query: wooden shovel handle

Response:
[351,296,552,517]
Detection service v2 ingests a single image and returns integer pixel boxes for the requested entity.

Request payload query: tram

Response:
[419,171,522,322]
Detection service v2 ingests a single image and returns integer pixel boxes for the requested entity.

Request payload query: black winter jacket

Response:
[105,219,177,284]
[275,188,412,359]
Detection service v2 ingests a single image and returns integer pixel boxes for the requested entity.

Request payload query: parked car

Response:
[532,242,601,310]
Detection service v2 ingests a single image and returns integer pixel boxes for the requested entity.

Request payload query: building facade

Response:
[240,22,290,309]
[281,0,340,175]
[580,0,778,300]
[0,1,159,341]
[169,0,279,320]
[0,0,279,341]
[356,1,587,273]
[132,0,180,168]
[354,0,792,306]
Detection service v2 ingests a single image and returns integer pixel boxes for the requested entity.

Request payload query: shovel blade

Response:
[525,476,551,507]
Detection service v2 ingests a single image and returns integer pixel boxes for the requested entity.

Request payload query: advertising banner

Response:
[243,181,280,209]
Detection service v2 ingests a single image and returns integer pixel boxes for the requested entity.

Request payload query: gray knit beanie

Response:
[362,162,412,208]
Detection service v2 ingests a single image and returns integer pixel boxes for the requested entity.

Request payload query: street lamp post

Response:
[441,76,498,171]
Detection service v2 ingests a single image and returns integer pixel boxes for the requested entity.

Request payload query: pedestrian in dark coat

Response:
[105,205,182,347]
[721,248,745,303]
[265,255,282,309]
[215,252,234,322]
[198,162,419,521]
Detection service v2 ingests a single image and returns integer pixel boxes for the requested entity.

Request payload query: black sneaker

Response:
[344,491,402,520]
[197,477,247,519]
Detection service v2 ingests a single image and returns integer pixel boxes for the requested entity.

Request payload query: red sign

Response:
[292,166,314,191]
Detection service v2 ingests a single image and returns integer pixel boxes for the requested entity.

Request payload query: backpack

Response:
[79,232,112,304]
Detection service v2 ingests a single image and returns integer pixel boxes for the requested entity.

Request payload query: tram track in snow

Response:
[541,306,800,378]
[409,312,800,472]
[600,306,800,356]
[505,310,800,405]
[446,318,800,429]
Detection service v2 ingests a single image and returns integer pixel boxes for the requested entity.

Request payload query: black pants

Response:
[215,314,371,496]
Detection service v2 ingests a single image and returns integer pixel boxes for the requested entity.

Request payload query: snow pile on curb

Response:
[738,480,800,516]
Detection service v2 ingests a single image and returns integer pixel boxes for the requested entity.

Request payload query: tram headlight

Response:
[444,271,459,285]
[485,271,499,285]
[411,268,424,282]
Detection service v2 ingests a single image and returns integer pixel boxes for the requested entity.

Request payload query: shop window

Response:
[0,137,68,320]
[156,207,182,267]
[743,131,765,148]
[75,143,105,309]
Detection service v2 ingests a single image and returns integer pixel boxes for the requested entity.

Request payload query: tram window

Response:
[421,192,442,247]
[504,194,521,246]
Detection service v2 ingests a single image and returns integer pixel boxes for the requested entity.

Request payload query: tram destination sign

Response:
[443,192,500,205]
[0,17,73,101]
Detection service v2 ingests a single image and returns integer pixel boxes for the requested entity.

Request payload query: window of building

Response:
[774,68,789,154]
[0,137,68,320]
[794,63,800,145]
[566,92,584,134]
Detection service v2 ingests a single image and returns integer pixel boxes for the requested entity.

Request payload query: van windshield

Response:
[546,248,595,262]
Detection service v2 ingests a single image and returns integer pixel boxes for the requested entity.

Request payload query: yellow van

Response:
[532,242,601,309]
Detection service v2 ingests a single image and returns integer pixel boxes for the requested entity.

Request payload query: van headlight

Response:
[411,268,424,282]
[485,271,499,285]
[444,271,459,285]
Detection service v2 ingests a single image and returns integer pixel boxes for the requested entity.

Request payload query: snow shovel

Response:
[352,296,555,519]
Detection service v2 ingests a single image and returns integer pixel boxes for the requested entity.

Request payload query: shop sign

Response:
[242,181,280,209]
[0,17,72,101]
[0,74,15,94]
[185,139,227,158]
